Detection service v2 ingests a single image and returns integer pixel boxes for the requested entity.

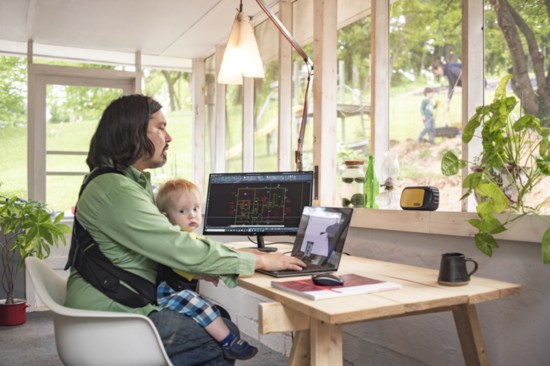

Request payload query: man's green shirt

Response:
[65,166,255,315]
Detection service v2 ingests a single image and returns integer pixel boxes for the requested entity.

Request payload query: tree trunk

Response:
[489,0,549,122]
[161,70,182,112]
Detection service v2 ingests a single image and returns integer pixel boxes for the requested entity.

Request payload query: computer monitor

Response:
[202,171,314,252]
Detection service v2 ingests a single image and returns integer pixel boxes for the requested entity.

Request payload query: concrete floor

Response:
[0,311,288,365]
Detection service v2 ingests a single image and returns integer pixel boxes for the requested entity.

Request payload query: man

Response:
[431,59,462,102]
[65,94,305,365]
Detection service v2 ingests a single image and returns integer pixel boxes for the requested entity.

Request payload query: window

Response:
[388,0,463,212]
[225,84,243,172]
[335,17,372,205]
[484,0,550,213]
[0,56,27,199]
[42,66,194,212]
[142,68,194,188]
[254,60,279,172]
[46,84,123,211]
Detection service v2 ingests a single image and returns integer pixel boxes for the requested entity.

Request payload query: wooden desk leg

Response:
[310,319,343,366]
[452,304,489,366]
[288,330,310,366]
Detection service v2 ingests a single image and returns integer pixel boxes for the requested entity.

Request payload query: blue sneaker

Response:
[223,337,258,360]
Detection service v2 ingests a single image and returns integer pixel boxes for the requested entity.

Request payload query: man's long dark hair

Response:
[86,94,162,170]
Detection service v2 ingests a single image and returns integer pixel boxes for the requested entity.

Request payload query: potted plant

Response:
[441,74,550,263]
[0,195,70,325]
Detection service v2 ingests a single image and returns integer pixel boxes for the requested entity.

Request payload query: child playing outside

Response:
[417,87,436,144]
[155,178,258,361]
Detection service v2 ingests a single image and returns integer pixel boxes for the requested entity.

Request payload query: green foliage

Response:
[144,69,190,112]
[0,196,70,304]
[441,75,550,262]
[0,56,27,125]
[337,144,369,165]
[389,0,462,83]
[32,62,124,122]
[441,150,465,176]
[47,83,122,123]
[338,17,371,91]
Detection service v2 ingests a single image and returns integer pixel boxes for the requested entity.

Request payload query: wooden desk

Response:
[237,249,521,366]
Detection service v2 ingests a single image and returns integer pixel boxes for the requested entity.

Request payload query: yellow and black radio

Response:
[400,186,439,211]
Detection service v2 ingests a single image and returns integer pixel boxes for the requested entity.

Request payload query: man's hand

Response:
[255,252,306,272]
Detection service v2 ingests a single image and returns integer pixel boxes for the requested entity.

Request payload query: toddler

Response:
[156,178,258,361]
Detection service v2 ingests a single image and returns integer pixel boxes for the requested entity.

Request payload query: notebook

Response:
[256,206,354,278]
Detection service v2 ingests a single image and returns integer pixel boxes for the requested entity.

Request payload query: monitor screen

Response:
[203,171,314,252]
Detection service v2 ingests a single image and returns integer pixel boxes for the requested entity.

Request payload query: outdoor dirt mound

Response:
[391,137,463,211]
[390,136,549,213]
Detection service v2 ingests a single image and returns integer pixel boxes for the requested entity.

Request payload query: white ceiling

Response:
[0,0,276,70]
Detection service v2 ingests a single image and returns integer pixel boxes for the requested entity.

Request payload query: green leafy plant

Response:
[1,196,70,304]
[441,75,550,262]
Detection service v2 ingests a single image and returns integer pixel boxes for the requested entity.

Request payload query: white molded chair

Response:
[25,257,173,366]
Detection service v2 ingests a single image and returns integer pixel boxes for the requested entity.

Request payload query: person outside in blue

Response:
[417,87,436,144]
[431,59,462,125]
[431,59,462,103]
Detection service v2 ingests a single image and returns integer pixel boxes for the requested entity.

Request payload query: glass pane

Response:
[149,103,193,186]
[46,85,123,212]
[484,0,550,214]
[46,175,86,214]
[226,84,243,173]
[204,56,216,194]
[336,16,372,207]
[254,59,279,172]
[0,55,27,199]
[388,0,462,212]
[141,68,193,186]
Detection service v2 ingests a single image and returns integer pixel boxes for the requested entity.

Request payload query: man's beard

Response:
[150,150,168,169]
[159,151,168,167]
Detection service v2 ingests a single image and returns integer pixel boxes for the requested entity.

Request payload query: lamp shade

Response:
[218,12,265,84]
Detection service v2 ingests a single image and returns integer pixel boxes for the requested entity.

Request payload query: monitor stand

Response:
[256,235,277,252]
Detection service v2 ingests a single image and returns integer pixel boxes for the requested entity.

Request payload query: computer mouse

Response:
[312,274,344,286]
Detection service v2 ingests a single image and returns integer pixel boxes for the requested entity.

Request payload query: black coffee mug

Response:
[437,252,478,286]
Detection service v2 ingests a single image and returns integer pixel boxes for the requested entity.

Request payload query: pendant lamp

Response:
[217,0,314,172]
[217,1,265,85]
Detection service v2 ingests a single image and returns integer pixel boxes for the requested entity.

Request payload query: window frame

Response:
[27,63,140,202]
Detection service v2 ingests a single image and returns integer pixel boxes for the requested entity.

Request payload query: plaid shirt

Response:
[157,281,220,327]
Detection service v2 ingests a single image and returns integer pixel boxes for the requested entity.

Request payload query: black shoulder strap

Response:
[64,167,157,308]
[77,167,121,197]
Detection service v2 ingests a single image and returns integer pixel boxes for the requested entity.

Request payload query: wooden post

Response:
[312,0,338,205]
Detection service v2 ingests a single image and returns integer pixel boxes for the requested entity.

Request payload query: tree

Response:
[488,0,550,126]
[389,0,462,84]
[338,18,371,93]
[0,56,26,126]
[143,69,190,113]
[161,70,184,111]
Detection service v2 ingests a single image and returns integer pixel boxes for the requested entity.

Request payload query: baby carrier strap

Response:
[64,167,157,308]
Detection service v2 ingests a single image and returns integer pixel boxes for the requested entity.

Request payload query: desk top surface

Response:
[235,244,522,325]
